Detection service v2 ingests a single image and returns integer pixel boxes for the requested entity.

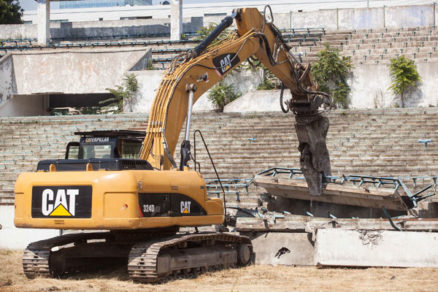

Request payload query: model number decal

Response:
[143,204,160,213]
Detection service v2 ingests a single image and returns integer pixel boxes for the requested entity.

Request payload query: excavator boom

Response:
[140,7,332,195]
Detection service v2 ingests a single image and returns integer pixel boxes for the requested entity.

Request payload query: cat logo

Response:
[42,189,79,217]
[212,53,240,76]
[180,201,191,214]
[32,186,91,218]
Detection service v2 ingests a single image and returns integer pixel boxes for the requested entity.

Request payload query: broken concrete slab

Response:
[249,232,314,266]
[315,229,438,267]
[255,176,408,211]
[236,216,438,232]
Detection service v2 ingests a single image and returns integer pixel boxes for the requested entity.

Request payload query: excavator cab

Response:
[37,130,153,172]
[65,130,145,160]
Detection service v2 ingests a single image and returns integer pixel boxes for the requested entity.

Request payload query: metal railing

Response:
[257,167,437,207]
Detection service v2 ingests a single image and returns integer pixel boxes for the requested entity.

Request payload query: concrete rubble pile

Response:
[230,171,438,268]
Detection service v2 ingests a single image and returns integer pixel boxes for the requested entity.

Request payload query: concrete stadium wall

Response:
[1,52,436,115]
[0,55,16,102]
[0,17,202,40]
[0,48,150,96]
[0,205,59,249]
[225,61,438,110]
[12,49,149,95]
[21,1,438,23]
[130,61,438,113]
[129,68,263,113]
[0,95,49,117]
[275,4,438,30]
[350,62,438,108]
[270,4,438,30]
[2,4,437,40]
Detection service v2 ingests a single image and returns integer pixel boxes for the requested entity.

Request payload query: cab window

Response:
[82,144,112,159]
[120,140,142,159]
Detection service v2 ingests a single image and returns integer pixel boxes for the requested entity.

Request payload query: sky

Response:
[19,0,266,11]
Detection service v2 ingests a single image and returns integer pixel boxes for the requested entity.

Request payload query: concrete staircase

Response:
[0,114,146,204]
[3,25,438,68]
[292,26,438,65]
[1,108,438,206]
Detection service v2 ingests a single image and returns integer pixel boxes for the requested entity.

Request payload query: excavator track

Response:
[128,232,252,282]
[23,231,252,282]
[23,232,117,279]
[23,247,51,278]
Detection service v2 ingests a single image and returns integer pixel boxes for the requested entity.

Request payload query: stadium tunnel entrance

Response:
[0,93,115,116]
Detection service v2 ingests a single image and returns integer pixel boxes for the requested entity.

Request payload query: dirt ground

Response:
[1,249,438,292]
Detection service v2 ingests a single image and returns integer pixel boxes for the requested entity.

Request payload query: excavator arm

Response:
[140,6,332,196]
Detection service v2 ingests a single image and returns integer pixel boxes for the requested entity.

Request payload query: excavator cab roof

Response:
[36,130,152,172]
[74,130,145,140]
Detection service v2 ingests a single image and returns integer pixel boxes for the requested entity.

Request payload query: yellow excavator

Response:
[14,6,331,281]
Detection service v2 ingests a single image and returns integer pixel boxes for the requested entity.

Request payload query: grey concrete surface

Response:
[36,0,50,45]
[0,55,16,102]
[250,232,315,266]
[130,70,164,113]
[315,229,438,267]
[0,94,49,117]
[0,205,59,249]
[224,90,283,113]
[385,4,435,29]
[171,0,183,41]
[11,48,150,95]
[288,4,438,30]
[338,7,385,30]
[350,62,438,108]
[0,17,202,41]
[1,51,438,116]
[2,3,437,41]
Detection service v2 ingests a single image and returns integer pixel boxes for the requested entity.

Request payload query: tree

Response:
[388,55,421,108]
[208,82,241,112]
[104,73,139,113]
[311,44,352,109]
[0,0,23,24]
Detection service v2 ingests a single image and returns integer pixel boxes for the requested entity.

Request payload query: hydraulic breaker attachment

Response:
[281,83,332,196]
[295,113,331,196]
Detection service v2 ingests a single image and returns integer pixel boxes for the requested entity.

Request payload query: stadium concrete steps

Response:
[290,26,438,65]
[1,108,438,205]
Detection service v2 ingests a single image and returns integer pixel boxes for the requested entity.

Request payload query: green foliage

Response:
[255,62,278,90]
[104,73,139,113]
[76,106,100,115]
[311,44,352,109]
[195,23,217,40]
[388,55,421,108]
[0,0,22,24]
[195,23,233,47]
[208,82,241,112]
[257,78,276,90]
[146,58,154,70]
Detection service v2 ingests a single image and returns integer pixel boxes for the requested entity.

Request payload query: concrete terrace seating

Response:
[2,108,438,206]
[0,37,199,66]
[3,25,438,65]
[291,26,438,65]
[281,27,325,46]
